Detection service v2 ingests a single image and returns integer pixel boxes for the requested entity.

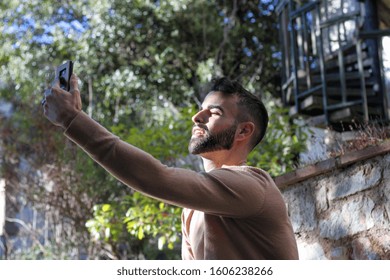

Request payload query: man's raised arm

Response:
[42,75,267,217]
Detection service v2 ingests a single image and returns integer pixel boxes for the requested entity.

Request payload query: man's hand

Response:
[42,74,82,129]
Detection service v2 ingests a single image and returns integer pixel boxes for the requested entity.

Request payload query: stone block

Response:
[382,154,390,183]
[283,183,317,233]
[319,196,375,239]
[328,163,381,200]
[383,153,390,165]
[376,234,390,254]
[315,178,329,213]
[352,237,379,260]
[384,180,390,219]
[371,206,388,227]
[330,246,349,260]
[297,241,327,260]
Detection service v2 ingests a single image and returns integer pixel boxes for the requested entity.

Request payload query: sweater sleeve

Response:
[64,111,269,218]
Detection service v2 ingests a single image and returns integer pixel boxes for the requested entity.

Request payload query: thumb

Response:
[69,73,82,110]
[69,73,79,93]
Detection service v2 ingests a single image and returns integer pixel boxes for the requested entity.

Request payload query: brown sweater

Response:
[64,111,299,260]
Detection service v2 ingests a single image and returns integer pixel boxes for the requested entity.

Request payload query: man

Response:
[42,74,299,260]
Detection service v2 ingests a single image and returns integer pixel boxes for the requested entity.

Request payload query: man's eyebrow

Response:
[200,104,224,112]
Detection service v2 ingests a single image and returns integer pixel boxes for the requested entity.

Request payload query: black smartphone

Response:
[56,60,73,91]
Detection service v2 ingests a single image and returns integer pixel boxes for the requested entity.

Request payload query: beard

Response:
[188,123,237,155]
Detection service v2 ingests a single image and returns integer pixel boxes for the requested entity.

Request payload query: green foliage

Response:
[86,203,127,243]
[124,193,182,251]
[248,101,309,176]
[115,106,196,160]
[86,196,182,259]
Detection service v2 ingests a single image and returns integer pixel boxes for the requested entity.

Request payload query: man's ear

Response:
[236,122,255,142]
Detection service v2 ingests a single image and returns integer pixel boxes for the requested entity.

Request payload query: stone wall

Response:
[275,141,390,260]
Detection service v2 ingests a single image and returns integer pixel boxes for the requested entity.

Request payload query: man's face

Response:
[188,91,239,155]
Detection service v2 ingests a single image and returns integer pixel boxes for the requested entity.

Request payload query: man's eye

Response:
[210,110,221,115]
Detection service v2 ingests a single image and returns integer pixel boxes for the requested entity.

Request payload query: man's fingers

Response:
[69,73,79,93]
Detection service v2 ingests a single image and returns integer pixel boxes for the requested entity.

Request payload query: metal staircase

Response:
[276,0,390,130]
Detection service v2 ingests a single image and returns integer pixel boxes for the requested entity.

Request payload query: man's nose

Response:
[191,110,207,124]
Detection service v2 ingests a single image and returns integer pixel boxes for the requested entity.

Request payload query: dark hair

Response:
[210,77,269,150]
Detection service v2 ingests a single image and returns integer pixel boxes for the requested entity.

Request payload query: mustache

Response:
[192,124,208,131]
[192,124,208,132]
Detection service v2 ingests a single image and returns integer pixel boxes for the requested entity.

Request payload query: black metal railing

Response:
[276,0,390,130]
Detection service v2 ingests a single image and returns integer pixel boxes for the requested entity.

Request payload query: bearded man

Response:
[42,74,298,260]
